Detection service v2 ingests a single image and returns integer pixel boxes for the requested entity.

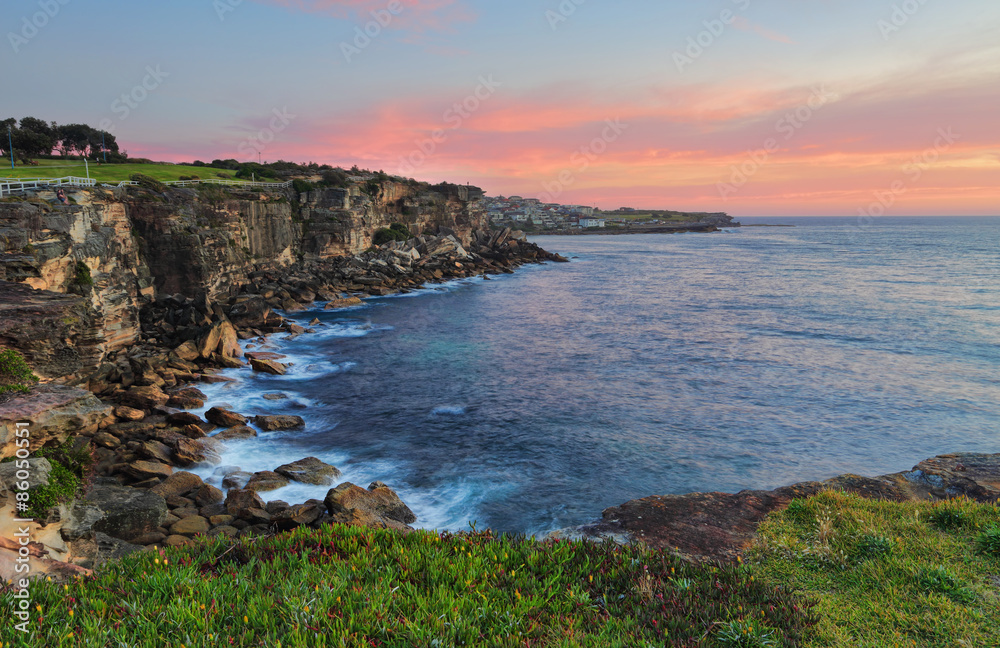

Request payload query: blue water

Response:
[193,217,1000,537]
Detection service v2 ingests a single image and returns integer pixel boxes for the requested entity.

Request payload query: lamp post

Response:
[7,126,13,170]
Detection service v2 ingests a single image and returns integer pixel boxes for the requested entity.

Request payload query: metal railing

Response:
[0,175,292,198]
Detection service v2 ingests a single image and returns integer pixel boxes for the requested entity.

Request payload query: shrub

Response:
[129,173,167,193]
[24,460,79,519]
[0,348,39,394]
[373,223,412,246]
[73,260,93,286]
[292,178,314,194]
[977,526,1000,557]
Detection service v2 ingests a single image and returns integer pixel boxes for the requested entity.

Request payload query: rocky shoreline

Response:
[0,226,567,581]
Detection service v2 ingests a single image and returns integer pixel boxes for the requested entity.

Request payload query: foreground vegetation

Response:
[5,488,1000,646]
[751,491,1000,647]
[9,524,813,648]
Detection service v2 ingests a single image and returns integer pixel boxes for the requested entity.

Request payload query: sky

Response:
[2,0,999,216]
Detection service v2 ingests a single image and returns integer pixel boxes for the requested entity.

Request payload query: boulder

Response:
[138,440,173,464]
[173,438,222,467]
[205,407,247,427]
[214,425,258,441]
[92,432,121,449]
[0,385,113,460]
[120,385,170,411]
[86,484,169,542]
[252,415,305,432]
[170,515,210,537]
[324,482,417,527]
[275,457,341,486]
[59,502,106,541]
[224,488,270,522]
[245,471,290,492]
[122,460,173,482]
[272,501,324,531]
[114,406,146,422]
[222,471,252,490]
[250,359,287,375]
[194,484,224,506]
[217,322,244,358]
[229,297,274,329]
[166,411,204,426]
[150,471,205,499]
[0,458,52,491]
[174,341,201,362]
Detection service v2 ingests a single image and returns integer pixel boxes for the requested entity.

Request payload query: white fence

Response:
[0,175,292,198]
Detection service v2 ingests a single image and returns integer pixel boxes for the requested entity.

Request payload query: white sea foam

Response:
[431,405,466,416]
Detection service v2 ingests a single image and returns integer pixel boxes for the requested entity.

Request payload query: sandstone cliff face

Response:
[300,182,486,259]
[0,195,148,358]
[0,179,485,380]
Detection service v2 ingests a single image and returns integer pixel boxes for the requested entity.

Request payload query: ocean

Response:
[188,216,1000,537]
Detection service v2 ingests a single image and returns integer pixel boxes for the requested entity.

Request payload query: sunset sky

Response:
[3,0,999,215]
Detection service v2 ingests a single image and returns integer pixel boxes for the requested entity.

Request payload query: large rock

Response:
[86,484,168,542]
[205,407,247,427]
[59,501,106,541]
[170,515,210,537]
[275,457,341,485]
[245,471,289,492]
[119,385,170,411]
[214,425,258,441]
[172,438,222,466]
[0,458,52,491]
[272,501,324,531]
[150,471,205,499]
[229,297,276,329]
[199,321,243,359]
[250,359,287,375]
[253,415,304,431]
[225,488,269,522]
[0,385,113,460]
[122,460,173,482]
[324,482,417,528]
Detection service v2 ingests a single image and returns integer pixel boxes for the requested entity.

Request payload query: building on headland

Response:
[579,217,606,228]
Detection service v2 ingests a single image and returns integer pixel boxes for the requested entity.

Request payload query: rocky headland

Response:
[0,177,566,580]
[552,452,1000,563]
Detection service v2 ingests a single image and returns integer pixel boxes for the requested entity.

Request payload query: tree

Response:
[57,123,94,157]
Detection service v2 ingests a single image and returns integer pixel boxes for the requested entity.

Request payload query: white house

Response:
[579,217,605,228]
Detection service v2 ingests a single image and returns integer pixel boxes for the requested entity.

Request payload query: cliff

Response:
[0,178,488,383]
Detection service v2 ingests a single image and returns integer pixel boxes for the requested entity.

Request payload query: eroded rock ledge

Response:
[556,453,1000,563]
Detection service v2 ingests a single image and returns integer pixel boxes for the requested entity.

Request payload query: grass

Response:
[749,491,1000,648]
[0,160,241,184]
[6,524,816,647]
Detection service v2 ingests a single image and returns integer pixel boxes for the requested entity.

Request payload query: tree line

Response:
[0,117,124,165]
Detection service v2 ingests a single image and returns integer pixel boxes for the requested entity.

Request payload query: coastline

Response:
[0,227,568,579]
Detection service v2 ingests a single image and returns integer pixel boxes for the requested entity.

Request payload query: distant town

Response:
[481,195,733,231]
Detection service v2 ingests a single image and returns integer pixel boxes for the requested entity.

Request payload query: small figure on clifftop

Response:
[56,188,69,205]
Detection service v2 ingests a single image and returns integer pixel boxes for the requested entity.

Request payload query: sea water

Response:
[189,217,1000,537]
